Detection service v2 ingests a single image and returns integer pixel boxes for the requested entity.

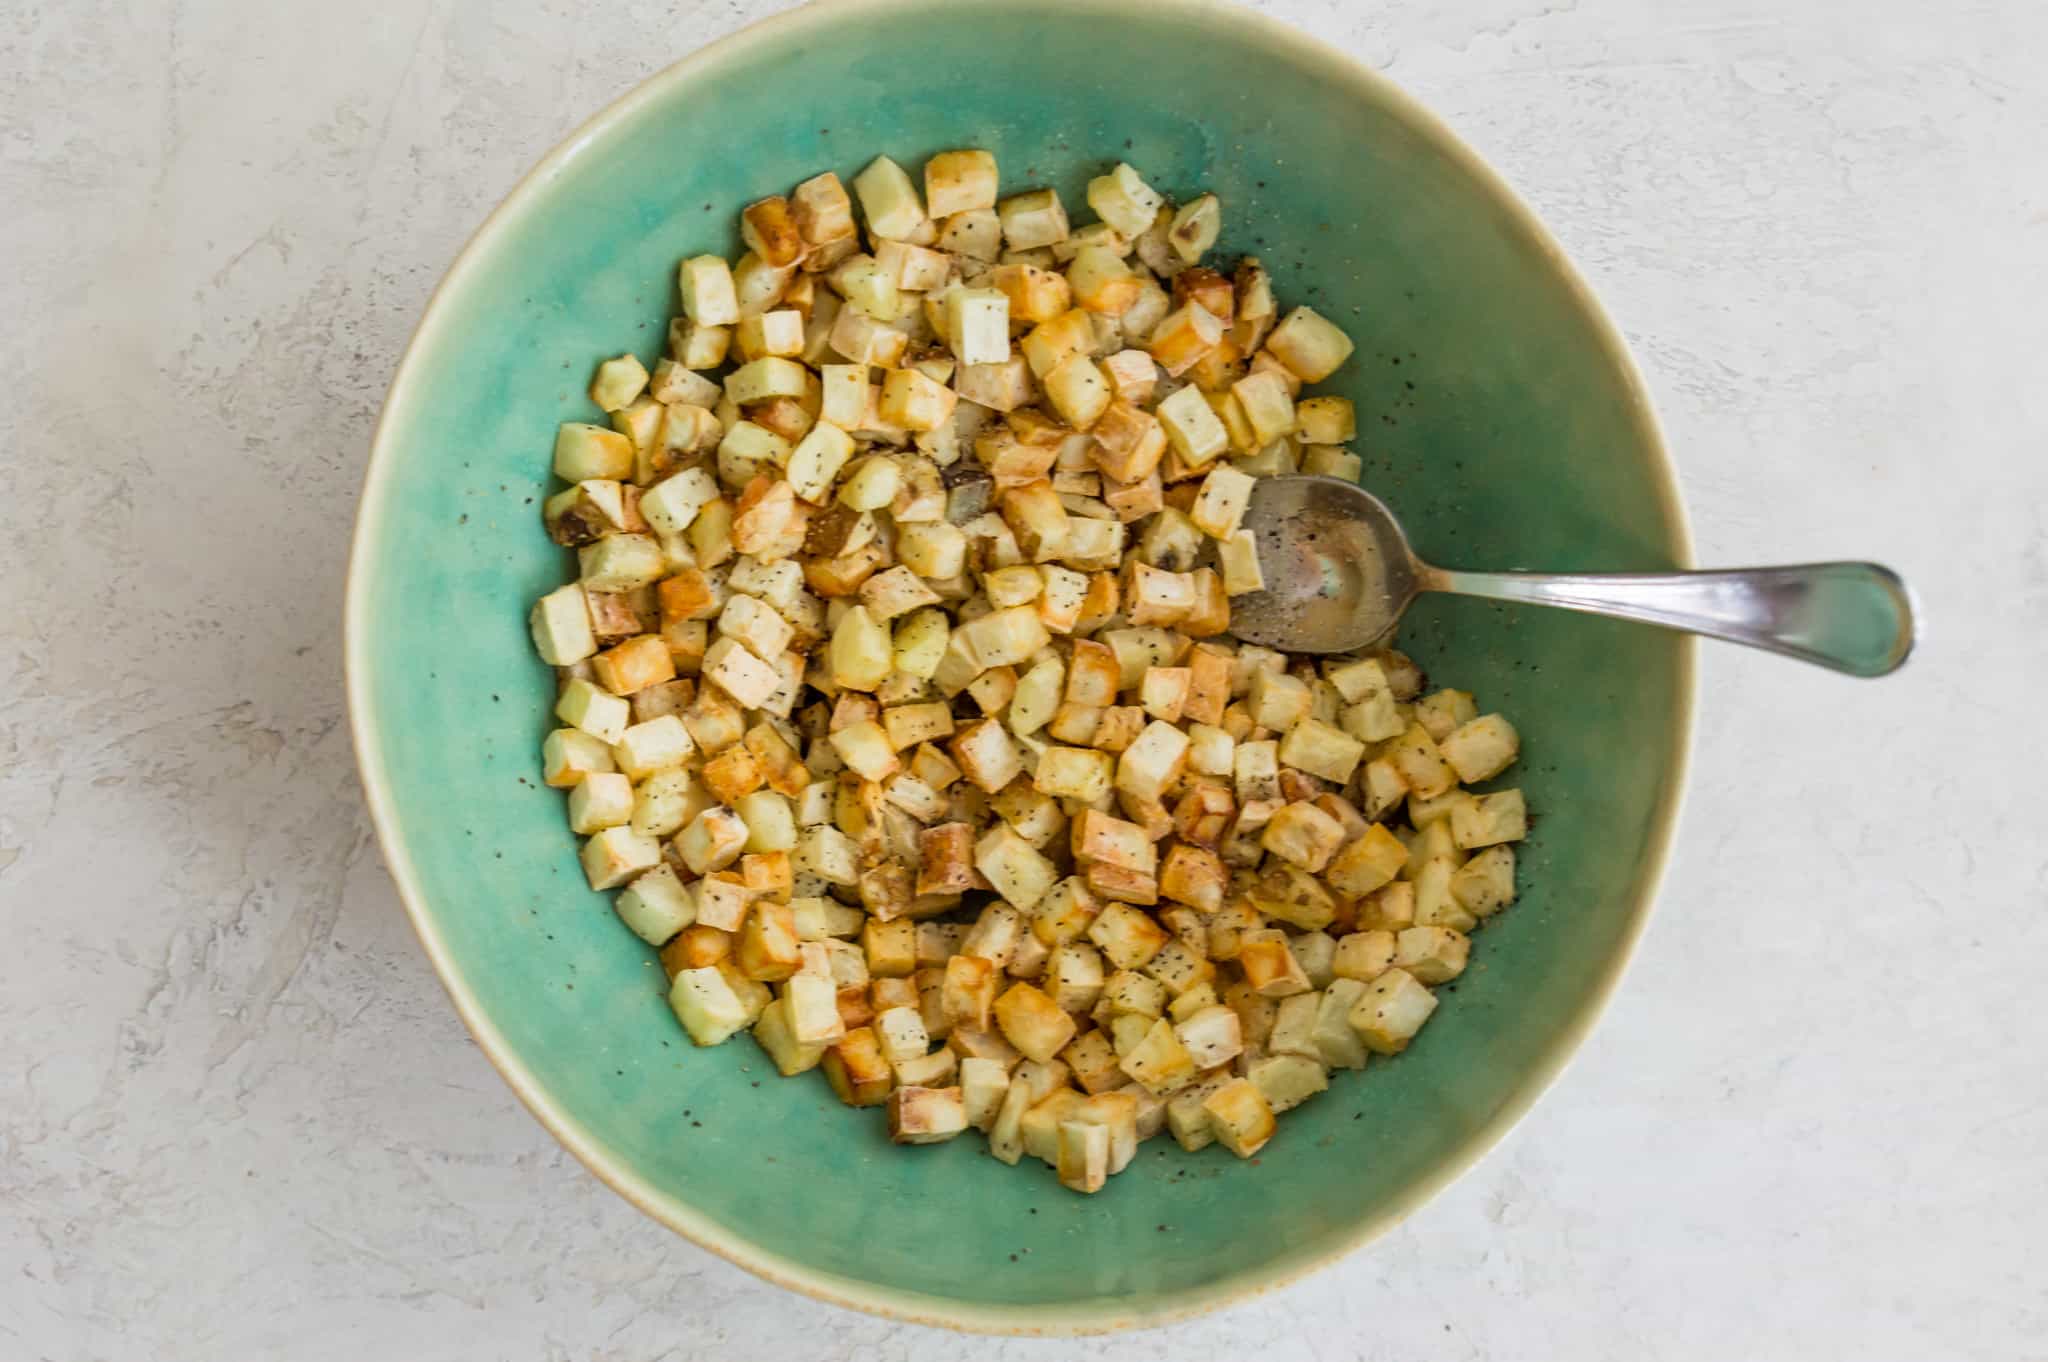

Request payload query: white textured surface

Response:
[4,0,2045,1356]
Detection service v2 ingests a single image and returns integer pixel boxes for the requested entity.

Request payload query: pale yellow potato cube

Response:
[1264,305,1355,382]
[1347,967,1438,1054]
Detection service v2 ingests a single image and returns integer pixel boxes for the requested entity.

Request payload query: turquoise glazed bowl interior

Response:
[347,0,1692,1334]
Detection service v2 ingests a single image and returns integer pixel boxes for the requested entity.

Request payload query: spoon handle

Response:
[1422,561,1916,677]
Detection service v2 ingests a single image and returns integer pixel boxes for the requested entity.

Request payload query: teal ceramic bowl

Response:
[347,0,1693,1333]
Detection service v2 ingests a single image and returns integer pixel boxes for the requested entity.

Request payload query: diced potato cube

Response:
[678,255,740,326]
[878,368,958,434]
[1296,396,1356,445]
[1115,720,1190,802]
[1086,163,1166,238]
[1118,1016,1198,1095]
[975,824,1059,914]
[1326,822,1409,897]
[668,965,752,1046]
[1450,844,1516,919]
[1167,193,1220,263]
[1041,354,1112,430]
[1237,931,1312,997]
[567,770,633,835]
[999,188,1069,250]
[1260,801,1344,873]
[543,727,614,788]
[1047,940,1106,1011]
[1347,967,1438,1055]
[1148,303,1224,378]
[1248,1052,1328,1114]
[993,982,1078,1064]
[946,286,1010,367]
[823,1026,895,1106]
[1386,722,1457,799]
[851,155,925,241]
[752,997,828,1076]
[1451,789,1527,848]
[1152,387,1227,471]
[1277,716,1366,784]
[1440,714,1521,785]
[1329,929,1394,984]
[1157,843,1226,914]
[886,1085,967,1144]
[1201,1076,1275,1158]
[940,953,999,1031]
[578,825,659,890]
[1264,306,1354,382]
[1086,902,1169,971]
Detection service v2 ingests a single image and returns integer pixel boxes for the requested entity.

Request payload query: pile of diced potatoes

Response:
[528,148,1527,1193]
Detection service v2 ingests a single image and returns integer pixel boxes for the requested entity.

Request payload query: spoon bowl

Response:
[1232,476,1916,677]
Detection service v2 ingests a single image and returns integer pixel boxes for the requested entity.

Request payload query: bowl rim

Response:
[344,0,1698,1335]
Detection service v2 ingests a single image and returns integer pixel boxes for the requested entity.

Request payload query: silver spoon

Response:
[1228,476,1916,677]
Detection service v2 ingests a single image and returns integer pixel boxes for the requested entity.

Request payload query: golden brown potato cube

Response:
[870,975,918,1015]
[1178,569,1230,638]
[1032,878,1102,948]
[1138,666,1192,723]
[1118,1017,1199,1096]
[735,901,801,982]
[1260,801,1346,873]
[663,924,731,975]
[885,1084,968,1145]
[863,917,917,978]
[1083,860,1159,907]
[1045,701,1104,747]
[1086,902,1170,971]
[1075,571,1120,633]
[912,821,976,897]
[792,171,857,249]
[1090,401,1168,484]
[1055,1118,1110,1193]
[1159,843,1227,913]
[740,195,805,268]
[1148,302,1224,378]
[1450,844,1516,919]
[989,262,1072,325]
[1034,745,1115,802]
[997,481,1072,563]
[1264,306,1355,383]
[1084,705,1141,755]
[1171,266,1235,324]
[1331,929,1397,983]
[993,982,1079,1064]
[1201,1077,1276,1158]
[1071,808,1157,873]
[693,747,760,807]
[1059,638,1117,707]
[822,1026,894,1107]
[941,953,998,1031]
[950,716,1024,793]
[1237,932,1312,997]
[964,666,1017,717]
[1171,783,1236,848]
[857,859,914,922]
[1062,1028,1125,1095]
[592,635,676,696]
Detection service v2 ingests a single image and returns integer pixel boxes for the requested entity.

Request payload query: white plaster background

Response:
[3,1,2044,1358]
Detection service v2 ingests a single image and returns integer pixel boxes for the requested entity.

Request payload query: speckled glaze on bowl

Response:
[345,0,1694,1334]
